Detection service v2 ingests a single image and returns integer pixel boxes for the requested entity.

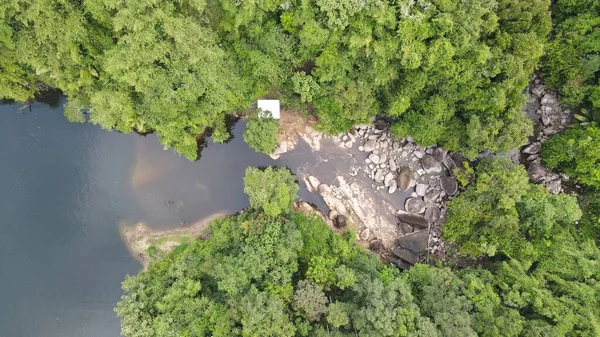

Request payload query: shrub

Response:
[243,115,280,154]
[542,126,600,189]
[243,167,299,217]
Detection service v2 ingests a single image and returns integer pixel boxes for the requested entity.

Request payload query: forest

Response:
[1,0,551,159]
[1,0,599,336]
[115,166,599,336]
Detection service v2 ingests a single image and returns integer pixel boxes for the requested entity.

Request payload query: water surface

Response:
[0,98,407,336]
[0,100,299,336]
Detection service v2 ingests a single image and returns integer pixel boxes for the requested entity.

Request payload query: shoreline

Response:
[119,212,230,271]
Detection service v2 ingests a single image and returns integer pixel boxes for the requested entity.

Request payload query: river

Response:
[0,98,327,336]
[0,96,411,336]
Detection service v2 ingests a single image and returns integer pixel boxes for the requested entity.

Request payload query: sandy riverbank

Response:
[119,212,229,270]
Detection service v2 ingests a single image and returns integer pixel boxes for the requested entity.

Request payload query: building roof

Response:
[257,99,280,119]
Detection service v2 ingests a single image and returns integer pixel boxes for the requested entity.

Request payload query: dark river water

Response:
[0,98,325,336]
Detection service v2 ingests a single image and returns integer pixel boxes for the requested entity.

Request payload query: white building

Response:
[257,99,280,119]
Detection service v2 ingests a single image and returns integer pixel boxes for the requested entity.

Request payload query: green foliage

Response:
[243,167,299,217]
[491,229,600,336]
[292,72,320,103]
[453,161,475,187]
[117,206,600,337]
[579,189,600,238]
[292,280,327,322]
[116,209,437,337]
[444,158,581,260]
[406,265,476,336]
[243,116,280,154]
[1,0,552,159]
[543,0,600,122]
[387,0,549,159]
[542,126,600,189]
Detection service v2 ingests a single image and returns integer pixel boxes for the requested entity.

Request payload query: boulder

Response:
[522,142,542,154]
[545,179,562,194]
[433,147,447,162]
[442,155,457,171]
[392,258,412,270]
[368,153,380,164]
[374,170,384,183]
[375,119,389,130]
[396,210,428,229]
[359,227,370,240]
[440,176,458,196]
[318,184,348,215]
[415,184,428,196]
[396,230,429,253]
[333,215,347,228]
[399,222,414,234]
[369,239,383,251]
[384,172,395,187]
[405,198,425,214]
[396,167,415,191]
[425,189,441,203]
[317,183,331,194]
[389,158,397,172]
[306,176,320,192]
[531,84,545,97]
[392,247,418,265]
[421,154,442,174]
[541,93,557,106]
[528,161,547,181]
[388,180,398,194]
[379,152,388,164]
[414,150,425,159]
[363,140,376,152]
[542,115,552,126]
[328,210,339,220]
[424,206,441,224]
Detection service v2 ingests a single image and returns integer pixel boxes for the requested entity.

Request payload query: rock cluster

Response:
[521,77,573,194]
[339,122,461,266]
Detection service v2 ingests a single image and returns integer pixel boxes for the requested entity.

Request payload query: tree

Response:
[243,167,299,217]
[406,265,477,337]
[579,189,600,239]
[115,208,436,337]
[243,115,280,154]
[542,126,600,189]
[443,158,581,260]
[115,199,598,337]
[1,0,553,160]
[543,0,600,123]
[292,280,328,322]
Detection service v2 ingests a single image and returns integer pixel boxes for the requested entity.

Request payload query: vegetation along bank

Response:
[1,0,599,336]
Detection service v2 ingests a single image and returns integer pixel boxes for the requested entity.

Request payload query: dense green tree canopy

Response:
[542,126,600,189]
[543,0,600,123]
[243,116,280,154]
[443,158,581,260]
[116,201,599,337]
[1,0,551,159]
[116,209,439,337]
[244,167,299,217]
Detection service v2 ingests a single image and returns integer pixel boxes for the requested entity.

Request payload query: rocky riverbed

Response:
[274,112,463,268]
[520,76,573,194]
[274,75,573,268]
